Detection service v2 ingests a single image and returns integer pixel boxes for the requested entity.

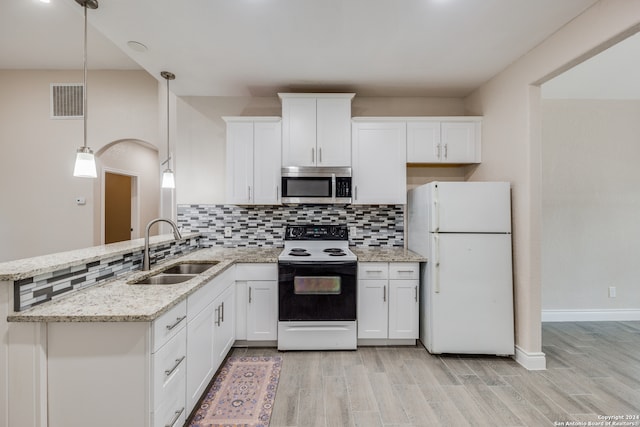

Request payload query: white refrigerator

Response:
[407,181,515,355]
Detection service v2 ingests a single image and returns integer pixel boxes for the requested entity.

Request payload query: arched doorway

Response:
[94,139,160,244]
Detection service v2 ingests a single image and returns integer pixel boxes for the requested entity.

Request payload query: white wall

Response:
[0,70,159,262]
[541,99,640,314]
[464,0,640,363]
[175,95,467,204]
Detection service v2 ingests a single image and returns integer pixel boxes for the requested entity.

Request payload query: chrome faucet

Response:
[143,218,182,271]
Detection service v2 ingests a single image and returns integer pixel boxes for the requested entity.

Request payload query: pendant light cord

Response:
[83,3,88,150]
[166,75,170,163]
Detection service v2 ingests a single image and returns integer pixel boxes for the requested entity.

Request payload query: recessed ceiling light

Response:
[127,41,148,53]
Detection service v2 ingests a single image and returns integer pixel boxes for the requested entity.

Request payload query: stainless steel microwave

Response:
[281,166,352,204]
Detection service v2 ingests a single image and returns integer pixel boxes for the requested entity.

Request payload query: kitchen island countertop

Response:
[7,247,281,323]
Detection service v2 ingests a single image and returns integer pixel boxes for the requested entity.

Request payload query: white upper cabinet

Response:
[351,120,407,205]
[279,93,354,167]
[224,117,281,205]
[406,118,481,164]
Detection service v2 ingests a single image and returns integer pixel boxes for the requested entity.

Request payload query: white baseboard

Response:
[541,309,640,322]
[514,345,546,371]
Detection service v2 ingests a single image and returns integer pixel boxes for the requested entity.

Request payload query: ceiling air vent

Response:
[50,83,83,119]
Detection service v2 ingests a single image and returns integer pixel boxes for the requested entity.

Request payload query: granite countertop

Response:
[0,233,201,281]
[8,247,281,323]
[351,247,426,263]
[6,244,424,324]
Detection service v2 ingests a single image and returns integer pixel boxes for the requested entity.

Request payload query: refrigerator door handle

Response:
[433,185,440,232]
[434,234,440,293]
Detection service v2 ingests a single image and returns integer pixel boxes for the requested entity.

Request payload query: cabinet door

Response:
[407,121,441,163]
[282,97,316,167]
[253,121,282,204]
[226,121,254,204]
[213,285,236,369]
[357,279,388,339]
[388,280,419,339]
[440,121,479,164]
[352,121,407,204]
[316,98,351,166]
[246,281,278,341]
[186,303,215,413]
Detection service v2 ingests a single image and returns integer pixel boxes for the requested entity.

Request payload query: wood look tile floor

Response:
[228,322,640,427]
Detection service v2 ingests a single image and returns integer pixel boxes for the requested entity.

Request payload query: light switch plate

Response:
[224,227,232,238]
[350,226,357,238]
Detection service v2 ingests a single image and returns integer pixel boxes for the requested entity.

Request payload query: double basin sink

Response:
[130,261,219,285]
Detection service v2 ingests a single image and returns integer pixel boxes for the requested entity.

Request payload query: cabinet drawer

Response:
[389,263,419,280]
[152,365,186,427]
[152,300,187,353]
[358,263,388,280]
[152,326,186,411]
[235,263,277,281]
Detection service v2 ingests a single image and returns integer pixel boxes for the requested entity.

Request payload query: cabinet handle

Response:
[249,286,252,303]
[444,144,448,159]
[248,186,252,201]
[366,270,383,273]
[397,270,415,273]
[221,301,225,323]
[354,185,358,201]
[165,407,185,427]
[276,185,279,201]
[383,285,387,302]
[164,356,186,377]
[311,147,315,163]
[215,306,220,326]
[415,286,418,302]
[165,315,186,331]
[437,144,441,159]
[319,147,322,163]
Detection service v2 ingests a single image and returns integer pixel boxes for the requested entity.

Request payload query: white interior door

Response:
[430,233,514,355]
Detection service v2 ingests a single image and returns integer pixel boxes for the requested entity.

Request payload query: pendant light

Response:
[73,0,98,178]
[160,71,176,189]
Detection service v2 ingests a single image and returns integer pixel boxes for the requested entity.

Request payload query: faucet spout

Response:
[143,218,182,271]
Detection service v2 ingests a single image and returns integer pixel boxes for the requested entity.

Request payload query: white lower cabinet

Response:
[235,263,278,342]
[186,267,236,414]
[358,262,419,342]
[47,300,188,427]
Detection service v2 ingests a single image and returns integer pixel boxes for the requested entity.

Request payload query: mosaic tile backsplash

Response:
[177,204,405,248]
[14,237,200,312]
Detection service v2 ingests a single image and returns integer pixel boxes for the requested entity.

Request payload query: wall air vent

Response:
[50,83,84,119]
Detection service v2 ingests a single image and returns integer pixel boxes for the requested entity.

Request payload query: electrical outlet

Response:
[608,286,616,298]
[350,226,357,238]
[224,227,232,238]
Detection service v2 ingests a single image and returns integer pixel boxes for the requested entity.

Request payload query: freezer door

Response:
[430,182,511,233]
[427,233,514,355]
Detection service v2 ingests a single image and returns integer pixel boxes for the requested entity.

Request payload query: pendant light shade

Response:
[161,71,176,189]
[73,146,97,178]
[73,0,98,178]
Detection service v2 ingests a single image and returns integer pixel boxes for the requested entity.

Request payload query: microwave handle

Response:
[331,174,336,202]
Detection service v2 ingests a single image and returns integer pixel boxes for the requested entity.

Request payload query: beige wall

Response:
[464,0,640,359]
[542,99,640,312]
[0,70,159,262]
[175,95,467,204]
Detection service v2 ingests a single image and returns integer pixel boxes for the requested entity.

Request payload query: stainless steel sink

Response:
[131,274,196,285]
[129,261,219,285]
[161,261,219,275]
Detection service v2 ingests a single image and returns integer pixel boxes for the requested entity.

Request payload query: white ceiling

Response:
[1,0,604,97]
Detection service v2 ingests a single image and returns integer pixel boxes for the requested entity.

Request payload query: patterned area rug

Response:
[189,356,282,427]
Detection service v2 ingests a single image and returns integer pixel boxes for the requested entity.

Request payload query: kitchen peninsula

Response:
[0,233,424,427]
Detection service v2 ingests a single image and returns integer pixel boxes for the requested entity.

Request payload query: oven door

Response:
[278,261,357,321]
